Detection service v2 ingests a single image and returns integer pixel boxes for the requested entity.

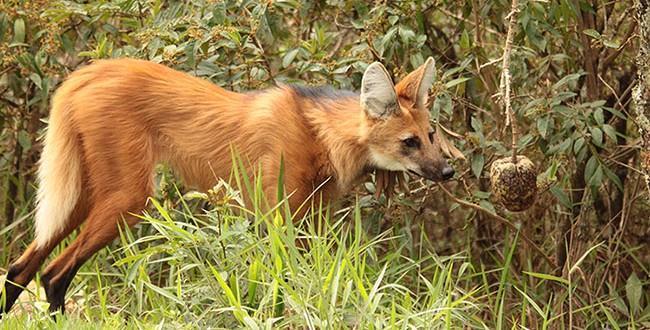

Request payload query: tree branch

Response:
[437,183,557,269]
[500,0,520,163]
[633,0,650,193]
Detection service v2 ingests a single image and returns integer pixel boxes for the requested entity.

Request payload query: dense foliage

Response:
[0,0,647,328]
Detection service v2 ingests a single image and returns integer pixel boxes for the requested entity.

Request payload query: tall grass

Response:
[1,161,647,328]
[2,181,485,328]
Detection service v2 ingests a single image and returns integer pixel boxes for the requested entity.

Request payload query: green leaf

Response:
[588,165,603,187]
[523,271,569,285]
[78,50,96,58]
[583,100,607,108]
[209,264,250,324]
[582,29,601,39]
[558,137,572,153]
[594,108,604,125]
[626,272,642,316]
[547,160,559,179]
[445,76,470,89]
[479,200,495,214]
[142,282,183,305]
[550,186,572,209]
[379,27,397,55]
[603,165,624,192]
[282,48,299,68]
[602,124,618,141]
[473,190,491,199]
[13,18,25,44]
[524,19,547,51]
[514,286,546,319]
[537,116,550,138]
[471,116,483,133]
[569,242,603,275]
[590,127,603,147]
[613,294,631,317]
[603,39,620,49]
[247,258,260,307]
[518,134,534,149]
[599,304,622,330]
[471,153,484,179]
[573,137,585,155]
[29,73,42,90]
[351,19,365,29]
[0,15,7,42]
[17,130,32,151]
[433,93,452,117]
[584,155,598,184]
[605,106,627,120]
[398,26,415,44]
[459,29,470,50]
[552,73,582,90]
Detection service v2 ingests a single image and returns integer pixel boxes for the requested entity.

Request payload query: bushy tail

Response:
[34,95,82,249]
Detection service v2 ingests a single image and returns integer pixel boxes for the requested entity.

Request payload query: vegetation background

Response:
[0,0,648,328]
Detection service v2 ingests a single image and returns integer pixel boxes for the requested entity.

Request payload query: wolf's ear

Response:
[395,57,436,109]
[360,62,399,119]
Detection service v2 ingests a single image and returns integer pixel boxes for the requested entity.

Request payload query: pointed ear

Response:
[395,57,436,109]
[360,62,399,119]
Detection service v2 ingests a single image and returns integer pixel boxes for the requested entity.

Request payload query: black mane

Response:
[289,85,358,100]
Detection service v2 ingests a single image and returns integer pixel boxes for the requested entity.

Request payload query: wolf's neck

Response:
[304,97,372,190]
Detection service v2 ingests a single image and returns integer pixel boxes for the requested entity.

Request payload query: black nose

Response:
[441,166,455,180]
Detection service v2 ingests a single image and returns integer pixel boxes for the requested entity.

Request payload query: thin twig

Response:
[501,0,520,163]
[437,7,500,35]
[0,96,20,108]
[600,20,637,70]
[0,65,16,76]
[250,33,275,82]
[333,11,355,30]
[438,183,557,269]
[326,29,350,59]
[365,35,383,63]
[479,56,503,70]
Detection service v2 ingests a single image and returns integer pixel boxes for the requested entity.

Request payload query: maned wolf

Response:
[0,57,453,315]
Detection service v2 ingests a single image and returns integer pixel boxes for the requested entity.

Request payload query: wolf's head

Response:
[360,57,454,182]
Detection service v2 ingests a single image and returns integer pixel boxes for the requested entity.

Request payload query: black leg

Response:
[42,263,82,315]
[1,263,26,317]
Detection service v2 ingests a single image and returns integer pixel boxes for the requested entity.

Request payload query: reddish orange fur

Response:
[1,58,450,315]
[63,60,373,208]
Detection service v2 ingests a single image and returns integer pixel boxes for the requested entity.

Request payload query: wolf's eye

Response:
[428,131,434,143]
[402,137,421,149]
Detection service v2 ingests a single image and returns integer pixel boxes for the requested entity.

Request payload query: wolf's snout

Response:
[419,161,455,182]
[441,165,455,180]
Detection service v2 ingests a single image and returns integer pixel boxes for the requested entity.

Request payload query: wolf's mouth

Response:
[408,169,426,178]
[407,169,453,182]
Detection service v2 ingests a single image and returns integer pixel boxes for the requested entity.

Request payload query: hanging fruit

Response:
[490,156,537,212]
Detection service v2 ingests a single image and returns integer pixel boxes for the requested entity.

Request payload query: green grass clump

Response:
[3,180,484,329]
[2,165,649,329]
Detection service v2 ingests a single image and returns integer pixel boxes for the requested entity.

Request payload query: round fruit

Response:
[489,156,537,212]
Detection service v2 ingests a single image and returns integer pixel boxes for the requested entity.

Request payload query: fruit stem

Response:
[502,0,520,163]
